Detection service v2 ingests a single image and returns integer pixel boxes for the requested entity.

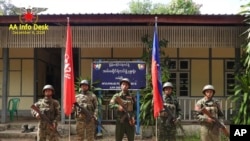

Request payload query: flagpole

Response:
[154,16,158,141]
[66,16,71,141]
[156,118,158,141]
[155,16,158,141]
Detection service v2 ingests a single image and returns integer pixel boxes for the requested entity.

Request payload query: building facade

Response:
[0,14,246,123]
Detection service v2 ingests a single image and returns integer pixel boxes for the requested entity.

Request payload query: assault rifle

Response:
[74,102,92,123]
[30,104,62,138]
[73,102,108,133]
[163,105,186,136]
[115,96,135,126]
[200,107,230,138]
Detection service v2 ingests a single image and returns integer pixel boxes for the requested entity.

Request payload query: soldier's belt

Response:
[159,111,168,117]
[76,113,86,119]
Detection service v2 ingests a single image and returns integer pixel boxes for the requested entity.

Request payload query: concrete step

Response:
[0,117,146,140]
[0,123,144,140]
[0,129,37,139]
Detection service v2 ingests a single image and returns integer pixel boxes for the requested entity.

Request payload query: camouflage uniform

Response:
[109,91,136,141]
[31,97,60,141]
[158,94,181,141]
[195,97,224,141]
[74,91,98,141]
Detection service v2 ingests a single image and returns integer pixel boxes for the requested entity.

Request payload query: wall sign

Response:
[92,61,146,90]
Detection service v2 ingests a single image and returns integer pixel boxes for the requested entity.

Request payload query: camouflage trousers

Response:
[37,122,59,141]
[200,125,220,141]
[157,117,177,141]
[76,118,96,141]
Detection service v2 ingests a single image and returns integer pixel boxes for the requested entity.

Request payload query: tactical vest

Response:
[75,92,96,115]
[116,92,135,119]
[36,98,59,121]
[200,99,219,119]
[120,95,134,112]
[160,95,177,117]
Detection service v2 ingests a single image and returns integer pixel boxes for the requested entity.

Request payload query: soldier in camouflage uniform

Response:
[31,84,60,141]
[194,84,225,141]
[109,78,136,141]
[73,79,98,141]
[157,82,181,141]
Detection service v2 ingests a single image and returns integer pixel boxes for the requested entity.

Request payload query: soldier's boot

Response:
[21,124,29,133]
[28,125,36,132]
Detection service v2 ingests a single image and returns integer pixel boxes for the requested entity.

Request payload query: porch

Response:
[101,96,234,123]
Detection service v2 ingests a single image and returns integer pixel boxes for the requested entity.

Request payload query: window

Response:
[179,60,189,70]
[225,73,235,95]
[168,60,177,70]
[168,59,190,96]
[180,73,189,96]
[225,60,235,95]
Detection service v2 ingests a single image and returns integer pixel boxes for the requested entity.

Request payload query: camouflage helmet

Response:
[202,84,215,94]
[162,82,173,90]
[42,84,54,94]
[120,78,131,88]
[80,79,89,87]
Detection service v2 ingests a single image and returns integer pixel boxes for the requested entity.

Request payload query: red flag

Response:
[63,18,76,116]
[151,20,163,119]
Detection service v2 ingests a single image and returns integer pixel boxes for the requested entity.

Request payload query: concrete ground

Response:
[0,136,154,141]
[0,116,207,141]
[0,116,154,141]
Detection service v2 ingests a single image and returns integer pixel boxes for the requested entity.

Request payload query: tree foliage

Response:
[164,0,201,14]
[0,0,16,15]
[229,2,250,125]
[123,0,201,14]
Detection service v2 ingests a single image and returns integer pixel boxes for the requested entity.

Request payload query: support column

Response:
[1,48,9,123]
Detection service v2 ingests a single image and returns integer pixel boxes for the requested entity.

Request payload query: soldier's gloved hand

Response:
[83,103,88,108]
[53,123,57,128]
[93,115,97,120]
[174,117,181,125]
[118,105,124,111]
[35,113,41,119]
[49,122,57,130]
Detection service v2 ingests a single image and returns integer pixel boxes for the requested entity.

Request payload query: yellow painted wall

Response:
[22,60,34,96]
[9,59,34,96]
[81,59,92,78]
[212,60,224,96]
[18,97,34,109]
[191,60,209,96]
[0,58,2,96]
[113,48,142,58]
[212,48,235,58]
[0,59,2,70]
[164,48,177,57]
[9,48,34,58]
[81,48,112,58]
[180,48,209,58]
[0,48,34,110]
[0,97,33,110]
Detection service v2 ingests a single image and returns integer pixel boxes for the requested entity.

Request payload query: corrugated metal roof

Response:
[0,14,246,26]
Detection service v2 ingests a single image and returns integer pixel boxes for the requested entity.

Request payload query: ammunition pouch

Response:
[126,100,133,112]
[159,111,168,117]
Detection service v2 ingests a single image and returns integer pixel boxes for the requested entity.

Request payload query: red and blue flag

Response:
[151,21,163,119]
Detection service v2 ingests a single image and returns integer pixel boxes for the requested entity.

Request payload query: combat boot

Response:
[28,125,36,132]
[21,124,29,133]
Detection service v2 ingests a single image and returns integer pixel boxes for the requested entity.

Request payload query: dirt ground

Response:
[0,135,155,141]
